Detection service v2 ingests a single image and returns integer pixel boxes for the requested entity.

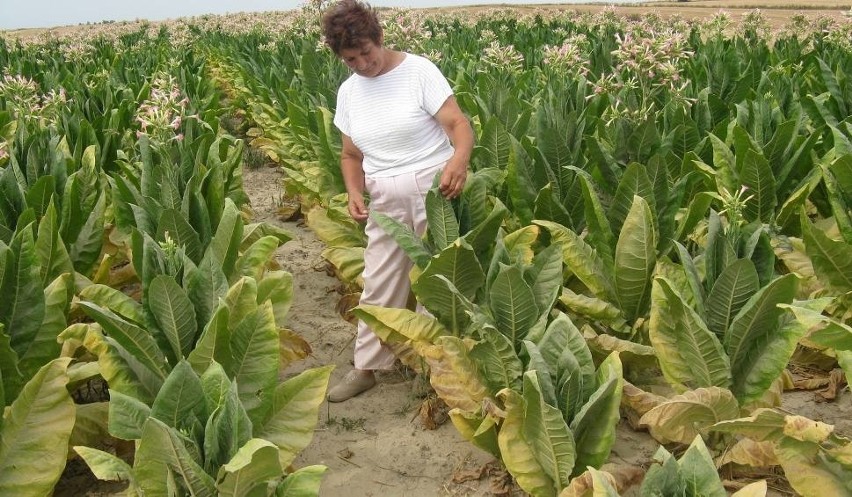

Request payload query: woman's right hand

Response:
[348,193,369,222]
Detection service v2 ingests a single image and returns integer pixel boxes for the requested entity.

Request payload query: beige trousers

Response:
[353,162,443,370]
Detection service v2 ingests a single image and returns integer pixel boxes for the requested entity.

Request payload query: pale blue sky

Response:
[0,0,638,30]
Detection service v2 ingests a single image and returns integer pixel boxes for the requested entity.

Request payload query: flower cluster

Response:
[739,9,771,41]
[383,9,432,54]
[135,73,191,144]
[0,73,69,124]
[541,34,590,77]
[480,41,524,76]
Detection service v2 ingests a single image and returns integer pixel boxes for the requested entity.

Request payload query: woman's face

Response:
[339,39,385,78]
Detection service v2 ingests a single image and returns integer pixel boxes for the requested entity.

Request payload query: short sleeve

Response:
[419,59,453,116]
[333,83,350,135]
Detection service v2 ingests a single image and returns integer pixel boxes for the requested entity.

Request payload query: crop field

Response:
[1,2,852,496]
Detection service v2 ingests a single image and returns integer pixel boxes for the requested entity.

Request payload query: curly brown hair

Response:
[322,0,383,55]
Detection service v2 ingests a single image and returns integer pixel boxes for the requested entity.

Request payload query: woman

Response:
[322,0,474,402]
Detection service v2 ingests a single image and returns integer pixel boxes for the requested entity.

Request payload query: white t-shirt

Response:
[333,53,455,178]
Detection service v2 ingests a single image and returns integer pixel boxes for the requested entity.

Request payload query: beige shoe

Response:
[327,369,376,402]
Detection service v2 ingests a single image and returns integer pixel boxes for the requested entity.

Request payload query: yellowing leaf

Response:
[639,387,739,444]
[730,480,768,497]
[782,415,834,443]
[718,439,778,467]
[420,337,489,412]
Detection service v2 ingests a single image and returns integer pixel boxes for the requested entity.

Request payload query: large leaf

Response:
[229,302,279,423]
[0,359,75,497]
[497,388,557,497]
[156,208,202,264]
[107,391,152,440]
[209,199,244,278]
[354,304,450,344]
[16,273,73,384]
[204,375,253,474]
[534,220,612,301]
[78,302,168,382]
[802,212,852,293]
[149,275,197,362]
[469,328,523,393]
[613,195,656,322]
[234,235,279,282]
[34,200,73,287]
[74,446,136,486]
[135,417,216,497]
[705,259,759,338]
[724,274,797,403]
[569,352,623,472]
[425,188,460,250]
[522,372,576,491]
[0,228,45,359]
[412,240,484,332]
[256,365,333,469]
[639,387,740,444]
[150,361,206,430]
[675,435,728,497]
[188,305,233,375]
[274,465,327,497]
[740,149,777,223]
[420,336,490,412]
[649,277,731,390]
[216,438,284,497]
[490,264,539,345]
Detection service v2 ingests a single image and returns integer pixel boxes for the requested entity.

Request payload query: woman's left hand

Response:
[439,160,467,199]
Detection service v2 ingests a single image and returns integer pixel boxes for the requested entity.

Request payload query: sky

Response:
[0,0,637,30]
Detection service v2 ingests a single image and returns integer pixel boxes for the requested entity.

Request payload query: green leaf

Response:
[256,365,333,469]
[150,275,197,361]
[204,378,252,474]
[614,196,657,322]
[609,163,654,236]
[188,305,233,375]
[74,446,136,485]
[522,372,576,491]
[497,388,557,497]
[426,187,460,250]
[0,359,75,497]
[79,284,144,324]
[525,244,564,322]
[257,270,294,328]
[274,465,327,497]
[569,352,623,472]
[412,240,484,333]
[649,277,731,390]
[449,410,500,458]
[210,199,244,279]
[639,387,739,445]
[577,173,615,265]
[229,302,279,423]
[135,417,216,497]
[802,212,852,293]
[217,438,283,497]
[157,208,203,264]
[107,391,152,440]
[740,149,777,223]
[150,361,206,430]
[16,273,73,383]
[470,329,523,393]
[234,235,279,282]
[725,274,797,403]
[241,223,292,250]
[34,200,73,287]
[490,264,538,345]
[78,302,168,382]
[0,228,45,359]
[705,259,759,339]
[186,249,229,332]
[534,220,612,301]
[69,194,106,276]
[677,436,728,497]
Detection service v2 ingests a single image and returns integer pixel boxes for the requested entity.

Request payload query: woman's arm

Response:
[340,133,369,222]
[435,96,474,200]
